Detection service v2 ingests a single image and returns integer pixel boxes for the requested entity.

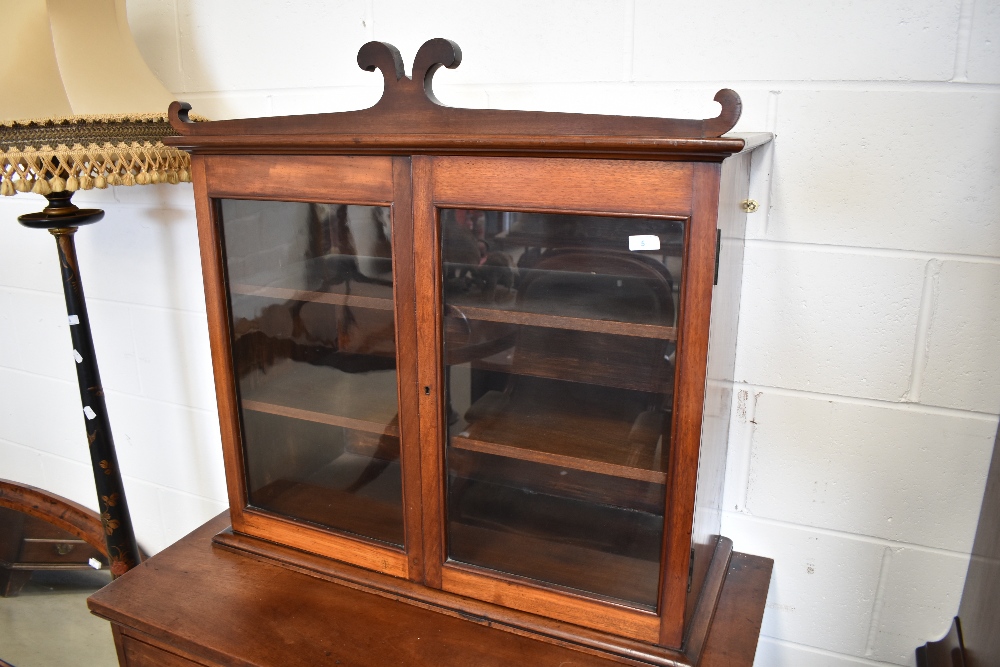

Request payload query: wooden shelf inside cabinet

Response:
[446,299,678,340]
[450,407,667,483]
[238,360,399,437]
[147,36,773,667]
[230,283,394,312]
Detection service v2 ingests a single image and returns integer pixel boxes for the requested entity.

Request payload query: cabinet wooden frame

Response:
[411,155,717,644]
[193,154,421,580]
[171,37,771,666]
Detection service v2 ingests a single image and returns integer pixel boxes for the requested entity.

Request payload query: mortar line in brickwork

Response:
[99,385,216,416]
[730,387,759,513]
[722,511,977,559]
[0,364,84,389]
[2,437,98,474]
[0,361,77,388]
[0,285,208,317]
[622,0,636,82]
[756,636,902,667]
[0,436,45,459]
[5,442,228,511]
[902,260,942,403]
[174,79,1000,98]
[126,306,147,398]
[744,238,1000,265]
[0,365,216,416]
[75,201,196,213]
[952,0,976,82]
[0,198,195,216]
[53,199,197,213]
[864,546,895,657]
[755,90,780,237]
[364,0,375,42]
[171,0,183,83]
[12,450,226,511]
[732,382,999,421]
[131,474,228,507]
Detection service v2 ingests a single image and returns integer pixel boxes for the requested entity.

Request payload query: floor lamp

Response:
[0,0,195,576]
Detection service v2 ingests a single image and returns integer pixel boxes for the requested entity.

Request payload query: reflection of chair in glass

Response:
[458,248,676,475]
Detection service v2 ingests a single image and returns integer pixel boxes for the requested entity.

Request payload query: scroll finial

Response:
[168,101,193,133]
[356,38,461,108]
[703,89,742,137]
[357,41,406,84]
[412,38,462,105]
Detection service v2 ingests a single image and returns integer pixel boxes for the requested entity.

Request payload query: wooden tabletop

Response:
[89,513,771,667]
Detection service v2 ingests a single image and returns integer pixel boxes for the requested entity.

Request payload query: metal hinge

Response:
[687,547,696,592]
[713,229,722,286]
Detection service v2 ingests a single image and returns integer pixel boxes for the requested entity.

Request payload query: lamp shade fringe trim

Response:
[0,141,192,196]
[0,113,203,196]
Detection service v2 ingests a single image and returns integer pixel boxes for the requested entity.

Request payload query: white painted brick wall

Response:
[765,91,1000,256]
[754,637,903,667]
[922,261,1000,412]
[967,0,1000,83]
[632,0,962,82]
[738,392,995,550]
[869,547,969,664]
[736,246,926,400]
[723,514,887,655]
[0,2,995,666]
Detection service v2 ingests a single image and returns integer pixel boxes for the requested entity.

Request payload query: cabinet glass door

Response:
[219,199,404,548]
[441,209,681,610]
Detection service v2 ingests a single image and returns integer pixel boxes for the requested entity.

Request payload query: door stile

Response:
[658,162,723,647]
[390,156,424,583]
[204,154,410,577]
[411,156,446,588]
[191,156,250,532]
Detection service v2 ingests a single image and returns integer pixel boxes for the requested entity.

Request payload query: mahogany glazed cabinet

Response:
[163,39,770,666]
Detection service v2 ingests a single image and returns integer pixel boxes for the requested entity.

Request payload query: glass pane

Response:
[219,200,403,548]
[442,209,681,610]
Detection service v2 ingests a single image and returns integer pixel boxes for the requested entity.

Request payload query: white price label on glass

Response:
[628,234,660,251]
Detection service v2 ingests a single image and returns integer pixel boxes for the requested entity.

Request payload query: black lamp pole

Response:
[18,191,141,577]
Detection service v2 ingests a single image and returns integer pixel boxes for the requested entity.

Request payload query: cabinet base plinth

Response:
[89,514,770,667]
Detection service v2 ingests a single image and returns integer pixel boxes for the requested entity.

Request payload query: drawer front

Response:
[19,538,105,565]
[122,635,208,667]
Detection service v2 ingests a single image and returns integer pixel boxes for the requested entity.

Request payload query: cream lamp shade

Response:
[0,0,196,197]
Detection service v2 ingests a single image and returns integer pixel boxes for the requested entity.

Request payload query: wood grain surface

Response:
[169,38,772,661]
[89,513,772,667]
[0,479,108,558]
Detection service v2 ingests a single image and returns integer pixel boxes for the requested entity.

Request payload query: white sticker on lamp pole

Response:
[83,406,97,420]
[73,349,83,363]
[68,315,80,325]
[628,235,660,251]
